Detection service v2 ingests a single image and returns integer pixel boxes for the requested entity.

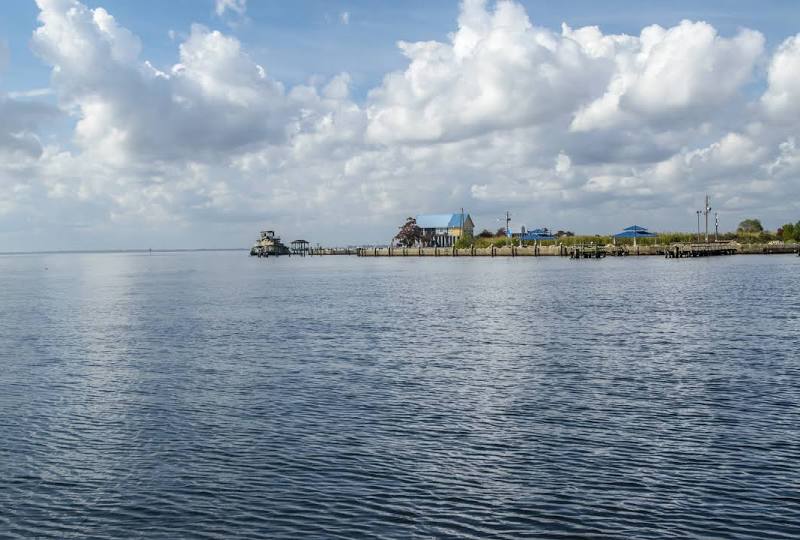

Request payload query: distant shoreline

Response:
[0,248,249,256]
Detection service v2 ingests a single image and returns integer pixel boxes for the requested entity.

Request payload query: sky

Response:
[1,0,799,250]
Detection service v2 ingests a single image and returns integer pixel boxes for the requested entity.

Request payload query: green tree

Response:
[780,222,796,242]
[394,217,423,247]
[454,236,472,249]
[737,218,764,233]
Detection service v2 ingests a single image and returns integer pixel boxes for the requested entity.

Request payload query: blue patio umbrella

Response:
[613,225,657,247]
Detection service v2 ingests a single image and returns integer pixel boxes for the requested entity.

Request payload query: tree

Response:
[394,217,423,247]
[737,219,763,233]
[454,236,472,249]
[781,222,798,242]
[477,229,493,238]
[556,230,575,238]
[495,227,507,237]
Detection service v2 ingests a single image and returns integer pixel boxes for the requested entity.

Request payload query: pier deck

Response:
[569,244,607,259]
[310,242,797,258]
[666,243,737,258]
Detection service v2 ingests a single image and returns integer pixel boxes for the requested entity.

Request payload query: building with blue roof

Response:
[415,213,474,247]
[519,227,556,241]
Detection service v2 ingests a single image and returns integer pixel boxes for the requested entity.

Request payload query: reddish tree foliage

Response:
[394,217,423,247]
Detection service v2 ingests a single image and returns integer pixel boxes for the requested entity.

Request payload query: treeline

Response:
[463,218,800,248]
[737,218,800,243]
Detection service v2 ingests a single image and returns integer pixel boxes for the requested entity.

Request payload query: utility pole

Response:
[696,210,702,243]
[704,194,712,243]
[715,212,719,242]
[506,211,512,247]
[460,207,464,244]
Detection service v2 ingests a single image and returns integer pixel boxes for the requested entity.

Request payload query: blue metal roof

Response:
[519,227,555,241]
[522,231,556,241]
[614,230,657,238]
[416,213,469,229]
[614,225,657,238]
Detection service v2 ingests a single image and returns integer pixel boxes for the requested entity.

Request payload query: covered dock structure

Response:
[290,239,310,256]
[613,225,657,247]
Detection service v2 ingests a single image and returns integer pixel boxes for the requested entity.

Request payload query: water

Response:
[1,252,798,539]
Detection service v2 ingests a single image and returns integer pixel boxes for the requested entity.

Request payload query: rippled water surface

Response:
[1,252,799,539]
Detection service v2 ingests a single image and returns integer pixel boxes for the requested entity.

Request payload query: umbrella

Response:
[613,225,657,247]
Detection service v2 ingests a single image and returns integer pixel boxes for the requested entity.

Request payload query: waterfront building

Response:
[515,226,556,241]
[250,230,291,257]
[415,213,474,247]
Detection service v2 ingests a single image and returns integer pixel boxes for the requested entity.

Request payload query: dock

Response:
[357,245,567,257]
[569,244,607,259]
[310,247,359,255]
[251,240,798,259]
[666,243,737,258]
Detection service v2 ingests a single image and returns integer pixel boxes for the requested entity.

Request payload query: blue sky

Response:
[1,1,799,250]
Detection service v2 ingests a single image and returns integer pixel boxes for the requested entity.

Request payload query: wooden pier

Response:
[569,244,607,259]
[356,245,565,257]
[666,243,737,258]
[762,244,800,255]
[256,241,797,258]
[310,247,359,255]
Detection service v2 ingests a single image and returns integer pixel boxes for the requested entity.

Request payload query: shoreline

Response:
[355,243,799,257]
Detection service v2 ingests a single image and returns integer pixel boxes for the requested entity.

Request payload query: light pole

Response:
[704,194,711,244]
[696,210,702,243]
[505,211,511,247]
[715,212,719,242]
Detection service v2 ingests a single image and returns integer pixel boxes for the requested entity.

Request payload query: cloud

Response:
[366,3,764,145]
[340,11,350,25]
[2,0,799,250]
[32,1,291,163]
[215,0,246,17]
[762,34,800,122]
[569,21,763,131]
[0,39,59,163]
[366,0,612,144]
[7,88,54,98]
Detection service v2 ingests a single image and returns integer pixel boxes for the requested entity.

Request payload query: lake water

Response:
[1,252,798,539]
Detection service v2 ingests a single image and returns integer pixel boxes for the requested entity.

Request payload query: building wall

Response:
[448,226,473,238]
[447,218,474,238]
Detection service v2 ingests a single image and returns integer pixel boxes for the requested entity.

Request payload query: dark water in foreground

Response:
[1,252,798,539]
